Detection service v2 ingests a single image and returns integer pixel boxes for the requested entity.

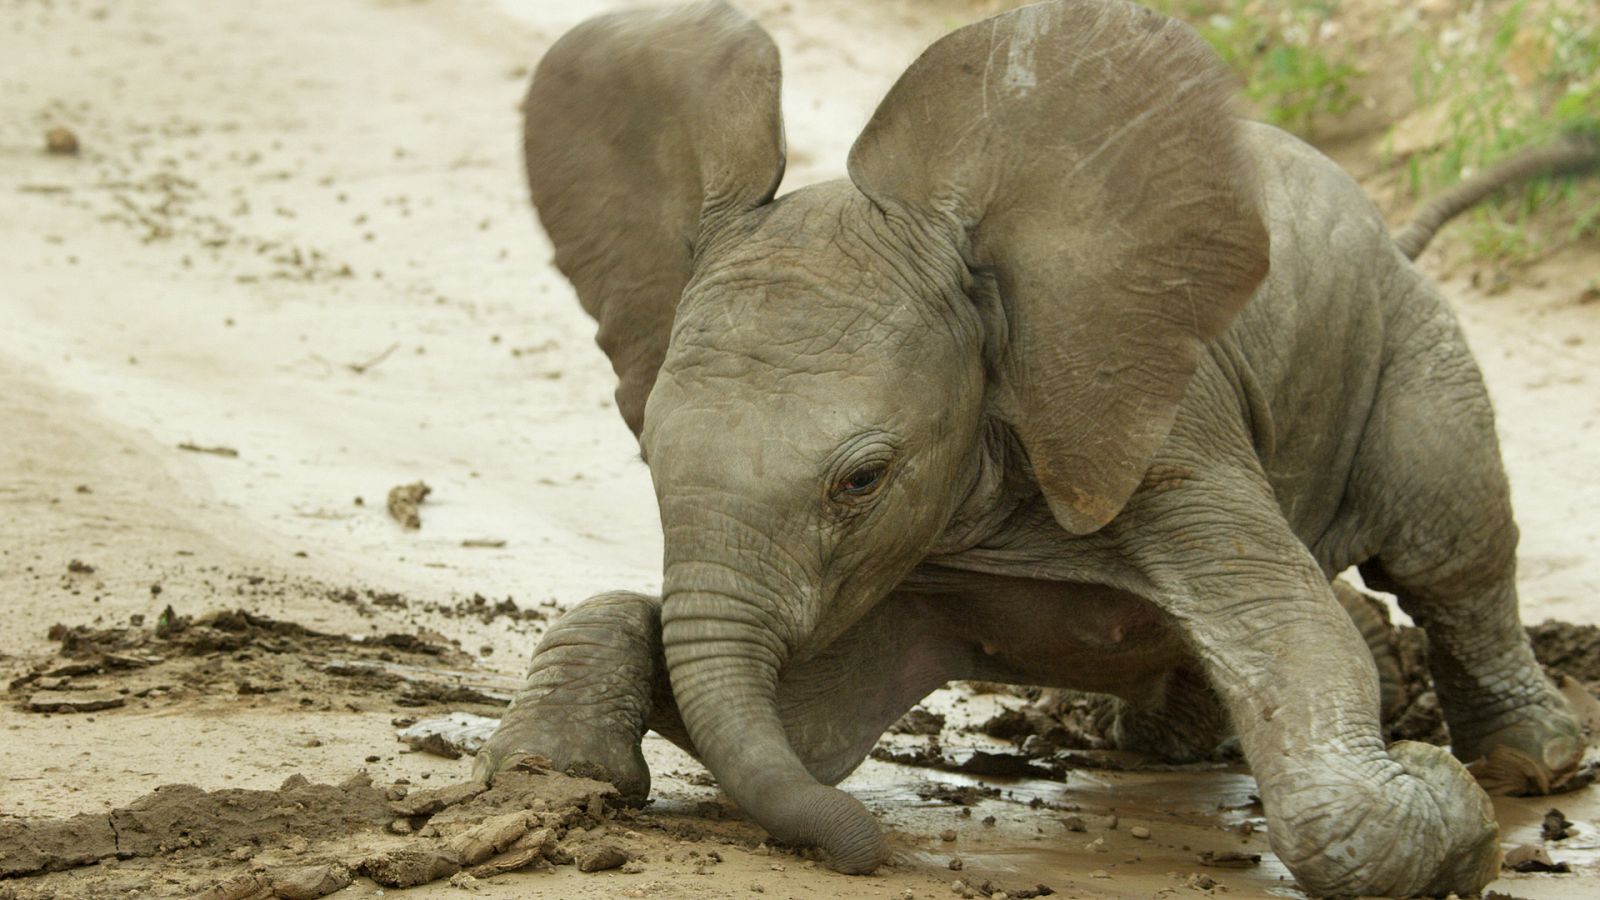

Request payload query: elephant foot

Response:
[474,706,652,801]
[1271,741,1500,897]
[1457,694,1584,796]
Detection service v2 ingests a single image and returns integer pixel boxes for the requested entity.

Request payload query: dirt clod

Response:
[44,126,79,155]
[1542,807,1574,841]
[1197,851,1261,868]
[24,690,125,713]
[178,441,240,458]
[387,481,431,529]
[891,706,946,735]
[390,780,485,818]
[269,863,354,900]
[1503,844,1572,873]
[575,844,628,872]
[359,848,462,887]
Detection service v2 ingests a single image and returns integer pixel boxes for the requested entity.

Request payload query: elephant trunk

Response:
[661,584,888,874]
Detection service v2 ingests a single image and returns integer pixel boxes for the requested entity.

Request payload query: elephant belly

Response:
[932,576,1191,700]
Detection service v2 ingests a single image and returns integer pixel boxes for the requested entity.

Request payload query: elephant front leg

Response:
[1125,478,1500,898]
[475,591,672,800]
[477,590,959,797]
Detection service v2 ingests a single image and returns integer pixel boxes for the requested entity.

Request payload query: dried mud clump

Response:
[0,773,393,879]
[387,481,431,529]
[1528,621,1600,683]
[7,606,512,722]
[889,706,946,735]
[0,756,629,897]
[975,597,1600,770]
[44,126,79,155]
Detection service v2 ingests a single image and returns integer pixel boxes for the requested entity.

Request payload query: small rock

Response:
[45,127,79,155]
[1062,815,1086,832]
[26,690,125,713]
[1184,872,1218,891]
[1086,837,1108,853]
[1130,825,1151,840]
[1198,850,1260,868]
[1503,843,1570,873]
[1090,869,1111,879]
[387,481,432,529]
[940,828,958,842]
[576,844,629,873]
[948,856,964,871]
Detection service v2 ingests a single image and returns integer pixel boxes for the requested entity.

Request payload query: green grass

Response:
[1151,0,1362,139]
[1153,0,1599,263]
[972,0,1598,263]
[1404,0,1600,261]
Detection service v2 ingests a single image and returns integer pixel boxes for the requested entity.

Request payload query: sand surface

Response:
[2,0,1598,897]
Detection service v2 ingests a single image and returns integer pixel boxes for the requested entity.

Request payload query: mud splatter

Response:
[0,756,627,897]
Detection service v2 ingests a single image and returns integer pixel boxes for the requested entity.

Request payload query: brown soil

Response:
[5,605,516,721]
[1,754,633,897]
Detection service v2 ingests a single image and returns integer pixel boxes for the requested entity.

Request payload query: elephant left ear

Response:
[848,0,1270,534]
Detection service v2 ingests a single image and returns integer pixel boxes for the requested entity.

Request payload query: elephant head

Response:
[524,0,1269,873]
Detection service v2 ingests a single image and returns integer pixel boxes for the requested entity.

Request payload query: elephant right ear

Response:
[848,0,1268,535]
[524,1,785,436]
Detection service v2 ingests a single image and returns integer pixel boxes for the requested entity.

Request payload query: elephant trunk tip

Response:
[765,780,889,875]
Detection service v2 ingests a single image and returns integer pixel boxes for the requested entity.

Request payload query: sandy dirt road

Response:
[2,0,1598,897]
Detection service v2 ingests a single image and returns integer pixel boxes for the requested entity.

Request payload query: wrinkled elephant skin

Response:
[479,1,1586,896]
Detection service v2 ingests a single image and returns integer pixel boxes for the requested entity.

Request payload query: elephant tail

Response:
[1393,131,1600,260]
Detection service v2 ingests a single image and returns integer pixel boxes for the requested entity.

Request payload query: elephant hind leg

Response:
[1344,297,1581,795]
[1330,579,1408,724]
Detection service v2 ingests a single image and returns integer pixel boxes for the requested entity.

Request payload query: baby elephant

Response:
[480,0,1587,895]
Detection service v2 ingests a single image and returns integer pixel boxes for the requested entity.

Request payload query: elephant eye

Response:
[835,462,887,499]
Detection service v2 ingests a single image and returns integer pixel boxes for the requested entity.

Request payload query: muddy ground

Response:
[3,0,1599,897]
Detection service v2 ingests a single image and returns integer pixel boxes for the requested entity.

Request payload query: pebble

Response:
[940,828,958,842]
[948,856,964,871]
[1086,837,1108,853]
[1130,825,1151,839]
[45,126,79,155]
[1062,815,1086,832]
